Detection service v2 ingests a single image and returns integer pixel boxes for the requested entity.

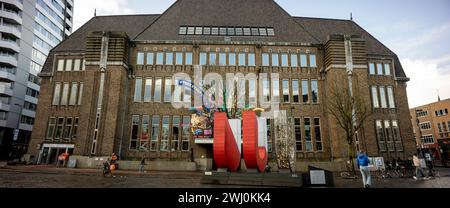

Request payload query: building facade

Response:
[0,0,73,160]
[27,0,415,171]
[410,98,450,162]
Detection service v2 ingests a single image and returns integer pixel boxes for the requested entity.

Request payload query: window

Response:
[209,53,216,66]
[267,28,275,36]
[282,79,289,103]
[46,117,56,140]
[187,27,195,35]
[248,53,256,66]
[235,28,243,36]
[243,28,251,36]
[290,54,298,67]
[259,28,267,36]
[262,53,269,66]
[82,60,86,71]
[384,63,391,76]
[379,86,387,108]
[314,118,322,151]
[183,79,191,106]
[65,59,72,71]
[69,83,78,105]
[377,63,383,75]
[200,53,207,65]
[211,27,219,35]
[302,80,309,103]
[292,80,299,103]
[195,27,203,35]
[24,101,37,111]
[385,120,394,151]
[185,53,193,65]
[134,78,142,102]
[281,54,288,67]
[154,78,162,102]
[63,117,73,140]
[203,27,211,35]
[369,63,375,75]
[267,119,272,152]
[417,110,428,117]
[161,116,170,151]
[271,53,279,66]
[175,53,183,65]
[137,52,145,65]
[60,83,69,105]
[179,26,187,35]
[300,54,307,67]
[0,112,6,120]
[227,27,235,36]
[52,83,61,105]
[387,86,395,108]
[371,86,379,108]
[26,88,39,98]
[73,59,81,71]
[151,116,160,151]
[238,53,246,66]
[251,28,259,36]
[220,27,227,36]
[72,118,79,140]
[57,59,64,71]
[263,78,270,103]
[164,78,172,102]
[145,53,153,65]
[229,53,236,66]
[310,54,317,67]
[55,117,64,140]
[421,135,434,144]
[272,79,279,103]
[144,78,152,102]
[219,53,226,66]
[172,116,180,151]
[78,83,83,105]
[140,115,150,151]
[156,52,164,65]
[20,115,35,125]
[304,118,312,151]
[391,120,403,150]
[295,118,302,152]
[248,79,257,107]
[376,120,386,152]
[438,123,443,133]
[311,80,318,104]
[419,122,431,130]
[165,52,173,65]
[182,116,190,151]
[130,115,139,150]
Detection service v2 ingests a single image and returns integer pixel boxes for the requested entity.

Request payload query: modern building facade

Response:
[27,0,415,171]
[0,0,73,160]
[410,98,450,162]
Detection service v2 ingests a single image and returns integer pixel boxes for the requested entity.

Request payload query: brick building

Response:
[411,98,450,162]
[27,0,415,171]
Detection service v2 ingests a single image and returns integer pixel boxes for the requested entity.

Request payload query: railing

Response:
[0,22,22,32]
[0,52,18,60]
[0,7,23,18]
[0,67,17,74]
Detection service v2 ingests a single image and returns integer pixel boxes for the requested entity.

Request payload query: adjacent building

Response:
[27,0,415,171]
[0,0,73,160]
[410,98,450,162]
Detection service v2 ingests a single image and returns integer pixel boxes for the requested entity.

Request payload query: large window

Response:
[377,63,383,75]
[57,60,64,71]
[314,118,322,151]
[46,117,56,140]
[146,53,154,65]
[271,53,279,66]
[385,120,394,151]
[182,116,190,151]
[55,117,64,140]
[311,80,318,104]
[171,116,180,151]
[292,80,299,103]
[151,116,160,151]
[248,79,257,107]
[176,53,183,65]
[272,79,279,103]
[144,78,152,102]
[63,118,73,140]
[421,135,434,144]
[209,53,216,66]
[69,83,78,105]
[392,120,403,151]
[300,54,307,67]
[262,53,269,66]
[376,120,386,152]
[290,54,298,67]
[384,63,391,75]
[140,115,150,151]
[200,53,207,65]
[371,86,379,108]
[310,54,317,67]
[166,52,173,65]
[387,86,395,108]
[78,83,83,105]
[73,59,81,71]
[229,53,236,66]
[134,78,142,102]
[137,52,145,65]
[282,79,289,103]
[73,118,79,141]
[267,119,272,153]
[238,53,246,66]
[154,78,162,102]
[248,53,255,66]
[164,78,172,102]
[263,78,270,103]
[302,80,309,103]
[130,115,139,150]
[65,59,72,71]
[161,116,170,151]
[219,53,226,66]
[369,63,375,75]
[304,118,312,152]
[295,118,302,152]
[419,122,431,130]
[156,52,164,65]
[186,52,193,65]
[60,83,69,105]
[281,54,288,67]
[379,86,387,108]
[52,83,61,105]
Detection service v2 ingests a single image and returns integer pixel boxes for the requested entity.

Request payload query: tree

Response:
[326,76,371,175]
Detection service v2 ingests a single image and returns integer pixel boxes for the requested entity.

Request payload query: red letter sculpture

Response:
[243,111,268,172]
[213,112,241,171]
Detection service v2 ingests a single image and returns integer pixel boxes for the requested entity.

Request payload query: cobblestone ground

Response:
[0,163,449,188]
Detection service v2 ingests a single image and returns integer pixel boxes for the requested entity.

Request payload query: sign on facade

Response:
[310,170,326,185]
[13,129,19,141]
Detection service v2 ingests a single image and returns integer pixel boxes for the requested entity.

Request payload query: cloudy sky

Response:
[73,0,450,108]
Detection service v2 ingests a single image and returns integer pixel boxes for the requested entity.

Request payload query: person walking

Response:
[139,156,146,173]
[356,150,372,188]
[413,153,429,180]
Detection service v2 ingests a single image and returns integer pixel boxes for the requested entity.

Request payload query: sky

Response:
[73,0,450,108]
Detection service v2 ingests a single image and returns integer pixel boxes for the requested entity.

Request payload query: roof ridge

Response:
[96,14,160,18]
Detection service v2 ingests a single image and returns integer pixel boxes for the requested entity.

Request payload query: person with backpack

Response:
[356,150,372,188]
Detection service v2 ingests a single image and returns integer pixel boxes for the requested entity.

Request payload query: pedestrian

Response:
[189,148,194,162]
[356,150,372,188]
[413,153,429,180]
[426,155,435,177]
[139,156,146,173]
